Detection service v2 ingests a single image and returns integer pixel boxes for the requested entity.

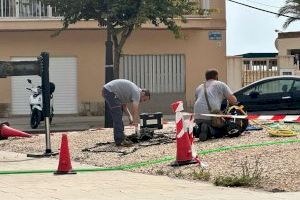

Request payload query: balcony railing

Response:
[0,0,58,18]
[1,0,211,19]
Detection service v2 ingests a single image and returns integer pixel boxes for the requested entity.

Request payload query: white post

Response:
[15,0,20,18]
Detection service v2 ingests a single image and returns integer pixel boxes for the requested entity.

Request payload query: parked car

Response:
[223,76,300,114]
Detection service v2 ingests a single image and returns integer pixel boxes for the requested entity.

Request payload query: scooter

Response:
[26,79,55,129]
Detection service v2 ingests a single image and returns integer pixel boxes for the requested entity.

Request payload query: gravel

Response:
[1,121,299,192]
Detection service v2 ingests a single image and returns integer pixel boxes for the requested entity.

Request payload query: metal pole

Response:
[27,52,58,157]
[104,28,114,128]
[40,52,52,153]
[45,117,51,152]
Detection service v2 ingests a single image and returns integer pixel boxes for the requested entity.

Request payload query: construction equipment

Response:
[224,105,249,137]
[127,112,163,142]
[193,105,248,139]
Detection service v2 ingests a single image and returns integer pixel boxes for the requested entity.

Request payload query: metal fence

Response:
[243,59,279,86]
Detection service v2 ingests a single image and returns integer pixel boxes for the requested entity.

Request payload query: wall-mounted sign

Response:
[209,31,222,40]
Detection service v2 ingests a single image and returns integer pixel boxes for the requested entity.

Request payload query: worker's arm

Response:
[223,84,238,106]
[195,86,200,101]
[122,104,133,124]
[227,94,238,105]
[131,102,139,127]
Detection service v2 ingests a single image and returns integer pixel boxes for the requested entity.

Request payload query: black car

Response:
[227,76,300,114]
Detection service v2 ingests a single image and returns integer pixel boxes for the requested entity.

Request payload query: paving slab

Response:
[0,151,299,200]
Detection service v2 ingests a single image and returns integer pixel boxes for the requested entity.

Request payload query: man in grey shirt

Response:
[194,69,237,141]
[102,79,150,146]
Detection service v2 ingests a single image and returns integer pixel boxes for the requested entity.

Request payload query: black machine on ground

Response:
[127,112,163,142]
[224,105,249,137]
[193,105,248,139]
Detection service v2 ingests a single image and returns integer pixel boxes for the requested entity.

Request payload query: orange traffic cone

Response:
[54,134,76,175]
[0,123,31,139]
[171,101,199,166]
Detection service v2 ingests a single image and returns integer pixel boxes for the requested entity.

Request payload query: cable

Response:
[243,0,280,9]
[228,0,300,20]
[265,122,298,137]
[252,120,298,137]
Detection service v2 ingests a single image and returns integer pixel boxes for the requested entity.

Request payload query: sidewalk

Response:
[0,151,299,200]
[0,115,104,133]
[0,115,176,134]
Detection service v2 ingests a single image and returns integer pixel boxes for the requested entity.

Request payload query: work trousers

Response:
[194,119,225,139]
[102,88,124,144]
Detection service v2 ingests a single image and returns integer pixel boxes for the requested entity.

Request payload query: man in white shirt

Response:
[194,69,237,141]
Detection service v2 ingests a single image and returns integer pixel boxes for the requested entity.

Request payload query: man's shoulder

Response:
[196,84,204,91]
[214,80,226,85]
[212,80,228,87]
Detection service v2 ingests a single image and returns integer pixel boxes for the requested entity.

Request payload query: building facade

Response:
[0,0,226,116]
[277,31,300,76]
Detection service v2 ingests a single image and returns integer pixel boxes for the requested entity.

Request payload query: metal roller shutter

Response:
[119,54,186,114]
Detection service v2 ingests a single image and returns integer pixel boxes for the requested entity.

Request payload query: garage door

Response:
[11,57,78,115]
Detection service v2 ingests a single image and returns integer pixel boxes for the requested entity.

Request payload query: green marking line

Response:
[0,139,299,175]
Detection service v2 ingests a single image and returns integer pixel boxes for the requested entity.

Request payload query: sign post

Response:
[0,52,58,157]
[27,52,58,157]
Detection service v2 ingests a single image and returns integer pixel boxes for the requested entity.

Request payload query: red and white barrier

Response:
[188,114,197,158]
[200,114,300,122]
[171,101,200,166]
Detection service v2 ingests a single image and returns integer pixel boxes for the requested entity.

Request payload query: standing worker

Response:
[194,69,237,141]
[102,79,151,147]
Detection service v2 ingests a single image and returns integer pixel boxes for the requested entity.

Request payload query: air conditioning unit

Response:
[280,69,295,76]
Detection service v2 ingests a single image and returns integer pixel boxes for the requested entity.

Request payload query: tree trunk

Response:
[113,46,121,79]
[111,25,134,79]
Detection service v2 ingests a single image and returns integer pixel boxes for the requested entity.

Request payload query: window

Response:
[291,80,300,92]
[243,79,294,95]
[189,0,210,16]
[1,0,16,17]
[201,0,210,10]
[201,0,210,16]
[282,72,292,75]
[1,0,57,18]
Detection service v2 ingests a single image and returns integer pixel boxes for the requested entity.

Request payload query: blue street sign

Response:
[209,31,222,40]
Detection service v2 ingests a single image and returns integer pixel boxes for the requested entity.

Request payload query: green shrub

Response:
[155,169,165,175]
[174,170,184,178]
[214,157,262,187]
[191,169,210,181]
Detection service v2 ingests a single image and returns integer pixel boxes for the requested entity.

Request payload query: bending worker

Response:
[194,69,237,141]
[102,79,150,147]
